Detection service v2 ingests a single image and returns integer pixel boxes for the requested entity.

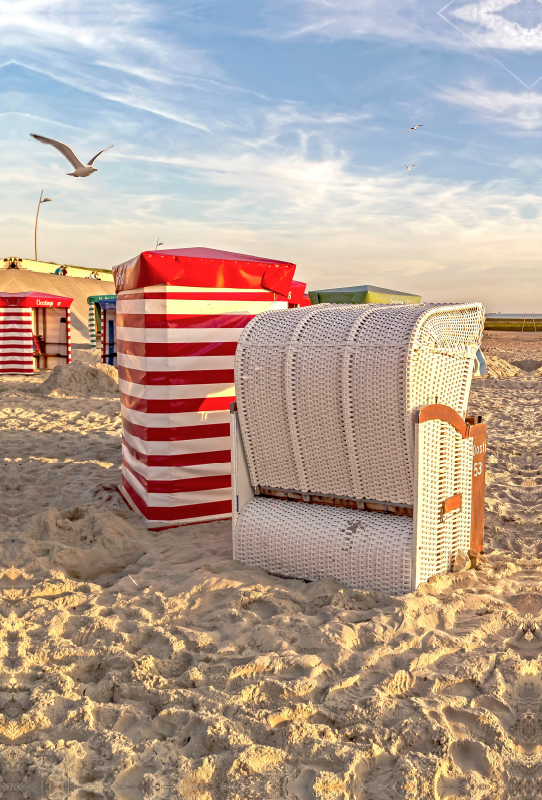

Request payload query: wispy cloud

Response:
[258,0,433,42]
[258,0,542,58]
[447,0,542,51]
[0,0,225,126]
[2,155,537,310]
[0,111,84,130]
[437,81,542,130]
[35,125,535,232]
[4,61,212,131]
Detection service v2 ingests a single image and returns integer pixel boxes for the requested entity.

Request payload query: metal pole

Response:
[35,190,43,262]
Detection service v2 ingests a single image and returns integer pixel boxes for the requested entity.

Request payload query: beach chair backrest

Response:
[234,302,484,507]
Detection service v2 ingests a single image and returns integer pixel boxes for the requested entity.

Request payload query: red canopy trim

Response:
[0,292,73,308]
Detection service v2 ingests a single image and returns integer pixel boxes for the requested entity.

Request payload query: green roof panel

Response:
[87,294,117,304]
[308,284,421,306]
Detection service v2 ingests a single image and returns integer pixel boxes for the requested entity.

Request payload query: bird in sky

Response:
[408,124,423,131]
[405,164,415,170]
[30,134,113,177]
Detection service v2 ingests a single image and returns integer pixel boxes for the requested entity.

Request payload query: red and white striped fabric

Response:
[0,308,33,374]
[117,285,289,528]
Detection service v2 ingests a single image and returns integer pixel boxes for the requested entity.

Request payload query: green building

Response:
[308,284,421,305]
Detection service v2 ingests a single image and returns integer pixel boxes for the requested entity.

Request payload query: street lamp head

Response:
[35,192,52,263]
[157,242,164,247]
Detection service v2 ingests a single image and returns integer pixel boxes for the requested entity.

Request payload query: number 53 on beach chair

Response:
[231,302,486,595]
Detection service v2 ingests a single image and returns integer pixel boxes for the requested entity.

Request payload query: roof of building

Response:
[311,284,420,297]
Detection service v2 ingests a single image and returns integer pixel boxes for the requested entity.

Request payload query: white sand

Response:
[0,340,539,798]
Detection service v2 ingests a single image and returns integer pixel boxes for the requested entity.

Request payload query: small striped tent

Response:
[0,291,73,374]
[112,247,305,529]
[87,294,116,347]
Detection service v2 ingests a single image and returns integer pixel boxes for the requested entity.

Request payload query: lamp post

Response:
[156,238,164,249]
[35,190,52,262]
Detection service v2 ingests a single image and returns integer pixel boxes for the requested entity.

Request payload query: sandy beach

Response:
[0,336,540,799]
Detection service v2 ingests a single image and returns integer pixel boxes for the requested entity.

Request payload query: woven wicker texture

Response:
[414,419,473,586]
[234,497,413,594]
[235,302,484,505]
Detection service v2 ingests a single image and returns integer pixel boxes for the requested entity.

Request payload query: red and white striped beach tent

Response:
[112,247,305,529]
[0,291,73,374]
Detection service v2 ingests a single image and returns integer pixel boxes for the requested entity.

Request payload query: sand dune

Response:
[483,356,520,379]
[0,340,539,798]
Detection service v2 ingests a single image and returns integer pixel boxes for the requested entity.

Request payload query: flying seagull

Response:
[405,164,415,170]
[408,124,423,131]
[30,134,113,177]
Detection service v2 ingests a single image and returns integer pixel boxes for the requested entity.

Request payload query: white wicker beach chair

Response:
[231,303,486,594]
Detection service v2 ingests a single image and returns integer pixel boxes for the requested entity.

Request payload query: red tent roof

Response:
[0,291,73,308]
[156,247,294,264]
[112,247,304,299]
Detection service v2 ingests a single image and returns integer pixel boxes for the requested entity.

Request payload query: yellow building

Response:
[2,257,113,282]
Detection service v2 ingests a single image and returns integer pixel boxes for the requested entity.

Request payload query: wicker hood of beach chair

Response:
[231,302,486,594]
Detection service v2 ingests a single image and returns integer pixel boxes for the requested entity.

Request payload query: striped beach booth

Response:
[0,291,73,374]
[112,247,305,529]
[87,294,116,348]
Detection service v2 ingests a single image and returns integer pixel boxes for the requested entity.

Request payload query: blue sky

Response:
[1,0,542,310]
